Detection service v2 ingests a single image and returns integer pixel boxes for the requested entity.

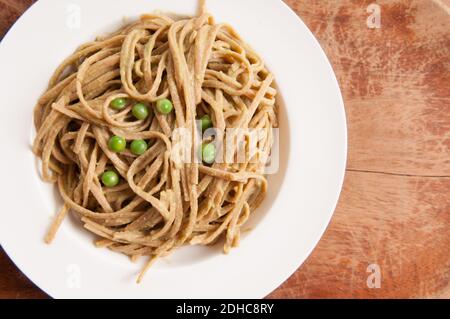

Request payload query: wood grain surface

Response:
[0,0,449,299]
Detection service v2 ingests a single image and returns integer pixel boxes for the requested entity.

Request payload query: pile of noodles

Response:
[33,2,277,282]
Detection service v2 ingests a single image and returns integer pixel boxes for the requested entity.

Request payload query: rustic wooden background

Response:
[0,0,449,299]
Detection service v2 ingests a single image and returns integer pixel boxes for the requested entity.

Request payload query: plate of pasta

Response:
[0,0,347,298]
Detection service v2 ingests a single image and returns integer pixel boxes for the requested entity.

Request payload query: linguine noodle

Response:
[33,2,278,282]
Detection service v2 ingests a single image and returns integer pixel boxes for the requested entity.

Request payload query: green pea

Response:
[108,136,126,153]
[200,114,213,132]
[110,98,128,110]
[130,139,148,156]
[101,171,119,187]
[202,143,216,165]
[156,98,173,114]
[132,103,149,120]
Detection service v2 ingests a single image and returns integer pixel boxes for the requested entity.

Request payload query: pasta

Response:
[33,2,278,282]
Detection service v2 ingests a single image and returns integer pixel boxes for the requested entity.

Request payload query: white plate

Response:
[0,0,347,298]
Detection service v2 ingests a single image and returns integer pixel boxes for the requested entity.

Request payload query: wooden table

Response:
[0,0,449,299]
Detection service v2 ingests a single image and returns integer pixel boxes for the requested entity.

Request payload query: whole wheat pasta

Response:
[33,2,278,283]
